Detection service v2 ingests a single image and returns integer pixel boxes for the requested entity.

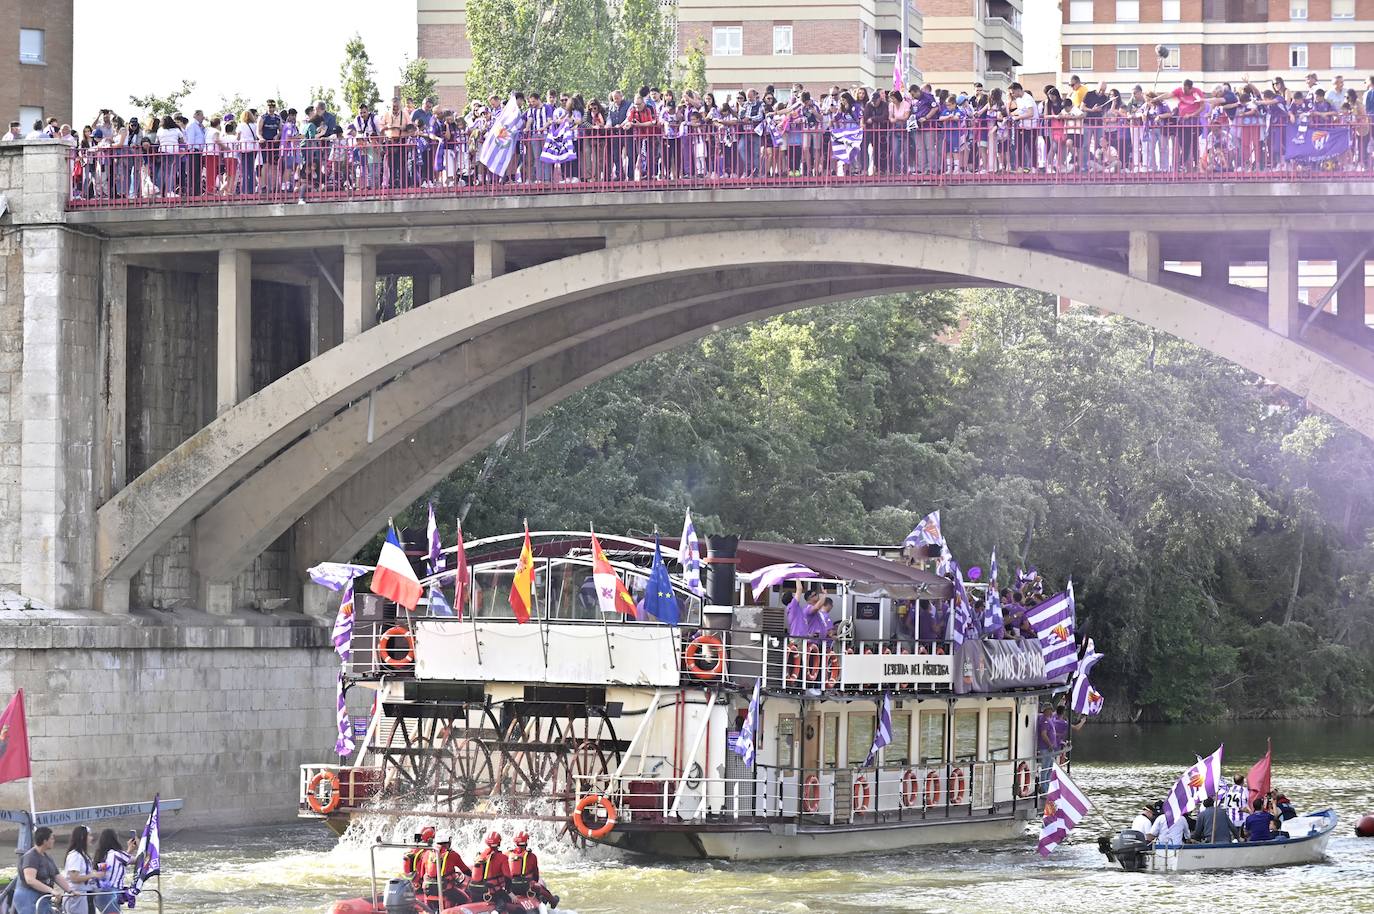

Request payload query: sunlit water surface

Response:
[161,720,1373,914]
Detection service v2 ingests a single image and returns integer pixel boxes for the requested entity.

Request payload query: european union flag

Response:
[642,537,680,625]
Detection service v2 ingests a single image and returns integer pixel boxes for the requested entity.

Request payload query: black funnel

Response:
[705,535,740,606]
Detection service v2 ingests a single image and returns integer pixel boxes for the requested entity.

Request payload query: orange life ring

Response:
[785,641,802,684]
[924,769,943,807]
[802,775,821,813]
[825,651,840,689]
[571,794,618,840]
[1016,761,1034,798]
[380,626,415,666]
[901,769,921,807]
[684,634,725,680]
[949,767,968,805]
[307,770,342,814]
[852,776,871,813]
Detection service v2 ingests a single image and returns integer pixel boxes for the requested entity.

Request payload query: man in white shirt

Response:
[25,120,47,140]
[2,122,22,141]
[1148,809,1189,846]
[1130,802,1157,834]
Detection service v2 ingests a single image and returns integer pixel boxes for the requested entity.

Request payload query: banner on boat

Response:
[951,639,1047,694]
[839,652,953,688]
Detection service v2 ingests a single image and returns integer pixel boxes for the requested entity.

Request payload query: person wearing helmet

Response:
[422,833,472,911]
[402,827,436,896]
[506,832,558,908]
[468,831,510,905]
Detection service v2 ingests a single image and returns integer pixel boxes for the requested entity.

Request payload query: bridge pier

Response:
[216,250,253,414]
[1268,228,1301,339]
[342,246,377,340]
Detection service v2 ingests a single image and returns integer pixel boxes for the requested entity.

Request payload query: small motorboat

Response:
[1102,809,1338,873]
[330,877,557,914]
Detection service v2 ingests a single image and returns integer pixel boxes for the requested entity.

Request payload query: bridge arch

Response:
[97,229,1374,590]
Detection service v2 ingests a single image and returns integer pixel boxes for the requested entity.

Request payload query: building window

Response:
[1162,45,1181,69]
[1289,44,1307,69]
[1331,44,1355,69]
[773,24,793,55]
[1331,0,1354,16]
[712,25,742,56]
[1162,0,1181,19]
[1068,0,1093,21]
[1289,0,1307,17]
[1116,0,1139,20]
[1069,47,1093,70]
[19,28,44,64]
[18,106,43,130]
[1117,47,1140,70]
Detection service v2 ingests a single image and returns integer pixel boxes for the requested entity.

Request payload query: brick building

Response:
[1060,0,1374,94]
[0,0,72,130]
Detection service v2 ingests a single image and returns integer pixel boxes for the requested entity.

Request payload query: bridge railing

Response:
[65,117,1373,209]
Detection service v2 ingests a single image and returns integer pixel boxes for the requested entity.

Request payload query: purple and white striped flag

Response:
[426,502,445,576]
[1027,584,1077,680]
[748,562,816,596]
[946,559,976,647]
[331,581,356,664]
[1162,745,1224,830]
[334,672,356,757]
[308,562,371,592]
[680,509,705,597]
[904,510,946,551]
[981,547,1004,636]
[1037,762,1093,857]
[731,677,762,768]
[1070,638,1105,716]
[478,95,523,176]
[864,691,894,767]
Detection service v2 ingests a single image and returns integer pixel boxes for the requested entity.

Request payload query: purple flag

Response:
[1070,638,1105,716]
[308,562,370,592]
[331,581,355,663]
[1026,584,1076,680]
[748,562,815,595]
[1162,745,1224,831]
[864,692,893,767]
[335,672,356,757]
[731,677,761,767]
[981,548,1004,636]
[1038,763,1092,856]
[946,559,976,646]
[426,502,444,576]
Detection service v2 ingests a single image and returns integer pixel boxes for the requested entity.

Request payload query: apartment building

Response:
[1060,0,1374,94]
[0,0,73,130]
[417,0,472,107]
[918,0,1024,91]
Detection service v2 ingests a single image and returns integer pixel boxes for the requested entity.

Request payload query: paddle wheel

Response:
[375,702,501,811]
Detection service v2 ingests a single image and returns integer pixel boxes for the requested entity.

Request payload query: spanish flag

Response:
[509,523,534,623]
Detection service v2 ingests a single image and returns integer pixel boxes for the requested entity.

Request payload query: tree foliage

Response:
[307,85,339,114]
[674,41,708,97]
[466,0,619,101]
[615,0,671,94]
[399,57,439,108]
[390,289,1374,720]
[129,80,197,119]
[340,34,382,116]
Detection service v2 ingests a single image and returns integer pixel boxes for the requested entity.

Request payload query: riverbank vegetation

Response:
[409,290,1374,721]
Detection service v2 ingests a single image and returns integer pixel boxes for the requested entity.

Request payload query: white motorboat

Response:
[1104,809,1338,873]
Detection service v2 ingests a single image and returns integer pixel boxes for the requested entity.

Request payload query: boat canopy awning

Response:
[735,541,952,601]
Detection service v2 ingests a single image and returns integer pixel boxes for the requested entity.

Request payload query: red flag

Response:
[453,518,469,621]
[0,690,32,784]
[1247,739,1272,804]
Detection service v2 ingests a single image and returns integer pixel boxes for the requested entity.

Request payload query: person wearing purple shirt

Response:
[1036,703,1059,789]
[786,589,834,639]
[908,85,938,174]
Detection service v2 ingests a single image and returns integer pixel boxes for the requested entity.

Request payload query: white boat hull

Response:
[1144,811,1337,873]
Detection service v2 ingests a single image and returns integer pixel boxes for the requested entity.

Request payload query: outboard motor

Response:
[705,535,740,607]
[383,878,417,914]
[1105,830,1153,872]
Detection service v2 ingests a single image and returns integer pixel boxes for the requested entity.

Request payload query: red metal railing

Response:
[66,119,1374,210]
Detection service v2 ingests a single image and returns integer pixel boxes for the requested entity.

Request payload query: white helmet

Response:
[435,833,453,846]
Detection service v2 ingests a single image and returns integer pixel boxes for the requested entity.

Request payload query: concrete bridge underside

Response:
[5,141,1374,614]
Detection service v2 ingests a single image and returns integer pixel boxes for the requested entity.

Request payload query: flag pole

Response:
[26,777,36,823]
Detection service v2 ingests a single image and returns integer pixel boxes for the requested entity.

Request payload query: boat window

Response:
[777,715,797,768]
[953,710,979,761]
[847,711,874,768]
[822,713,840,769]
[471,562,550,619]
[918,710,946,765]
[987,710,1013,761]
[547,559,599,620]
[888,710,911,766]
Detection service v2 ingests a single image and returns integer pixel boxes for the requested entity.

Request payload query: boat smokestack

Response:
[705,535,740,606]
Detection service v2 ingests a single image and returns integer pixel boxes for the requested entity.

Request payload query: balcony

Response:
[875,0,925,44]
[982,17,1024,66]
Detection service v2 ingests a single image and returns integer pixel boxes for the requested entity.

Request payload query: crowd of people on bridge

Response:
[10,70,1373,203]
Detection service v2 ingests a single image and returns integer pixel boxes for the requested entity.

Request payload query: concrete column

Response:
[1127,231,1160,284]
[1334,245,1367,328]
[216,249,252,414]
[412,274,433,307]
[473,239,506,284]
[428,273,444,302]
[96,254,128,505]
[1268,228,1300,338]
[1200,249,1229,288]
[342,246,377,340]
[309,278,343,358]
[204,581,235,616]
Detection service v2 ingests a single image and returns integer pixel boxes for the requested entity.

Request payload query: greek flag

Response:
[680,509,704,596]
[335,672,356,757]
[864,692,893,767]
[981,547,1004,636]
[731,677,762,767]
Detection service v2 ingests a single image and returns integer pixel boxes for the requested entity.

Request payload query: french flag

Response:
[371,527,423,610]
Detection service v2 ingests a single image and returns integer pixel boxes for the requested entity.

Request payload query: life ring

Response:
[380,626,415,666]
[572,794,618,840]
[924,769,943,807]
[804,641,821,683]
[1016,761,1034,798]
[307,771,342,814]
[802,775,821,813]
[852,776,871,813]
[825,651,840,689]
[785,641,802,684]
[684,634,725,680]
[901,769,921,807]
[949,767,968,805]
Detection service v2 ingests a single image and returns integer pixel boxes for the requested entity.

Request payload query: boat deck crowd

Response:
[12,71,1374,204]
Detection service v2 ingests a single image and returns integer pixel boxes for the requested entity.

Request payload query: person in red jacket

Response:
[423,834,472,911]
[402,826,436,894]
[506,832,558,908]
[468,831,509,904]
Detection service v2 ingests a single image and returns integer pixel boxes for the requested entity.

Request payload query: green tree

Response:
[340,33,382,116]
[466,0,617,100]
[399,57,439,108]
[216,94,252,119]
[307,85,339,113]
[615,0,670,93]
[674,41,708,97]
[129,79,196,119]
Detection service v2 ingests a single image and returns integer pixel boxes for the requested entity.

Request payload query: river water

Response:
[164,719,1372,914]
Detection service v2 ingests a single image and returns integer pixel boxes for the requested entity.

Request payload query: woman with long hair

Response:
[90,829,128,914]
[63,826,102,914]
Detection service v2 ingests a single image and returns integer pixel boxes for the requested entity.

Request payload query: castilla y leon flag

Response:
[509,523,535,623]
[591,532,637,617]
[371,526,423,611]
[0,690,32,784]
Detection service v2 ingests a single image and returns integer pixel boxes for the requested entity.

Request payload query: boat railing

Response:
[298,762,383,816]
[39,888,162,914]
[573,754,1043,828]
